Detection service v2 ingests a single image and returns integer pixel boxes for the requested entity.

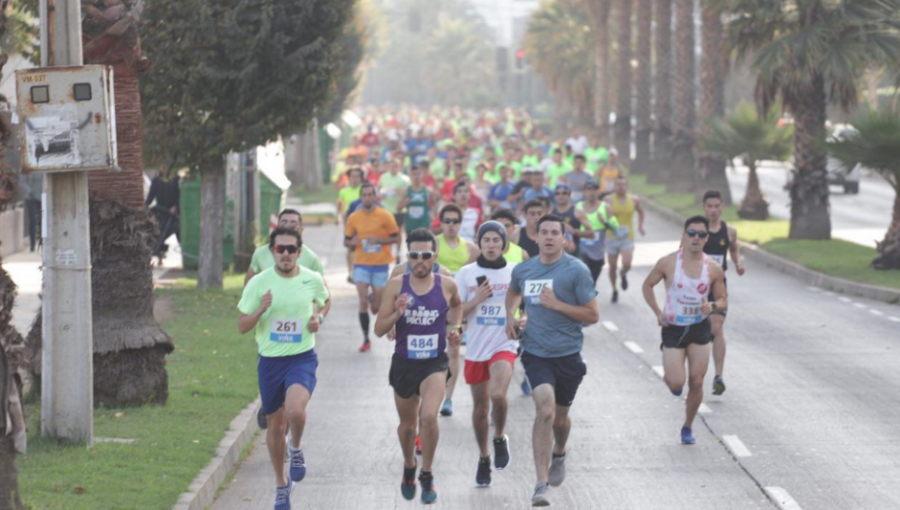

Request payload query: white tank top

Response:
[663,249,711,326]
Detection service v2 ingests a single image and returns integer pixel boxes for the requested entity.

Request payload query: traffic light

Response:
[515,48,526,70]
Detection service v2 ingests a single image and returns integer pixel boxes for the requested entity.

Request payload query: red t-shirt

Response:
[361,133,379,147]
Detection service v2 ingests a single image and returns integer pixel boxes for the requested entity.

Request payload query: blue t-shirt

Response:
[523,186,555,206]
[489,182,515,209]
[510,253,598,358]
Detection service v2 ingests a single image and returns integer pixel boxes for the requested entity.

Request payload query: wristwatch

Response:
[710,302,718,312]
[316,313,325,325]
[447,324,463,333]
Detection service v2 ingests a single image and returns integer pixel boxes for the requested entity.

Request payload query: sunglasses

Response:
[442,219,461,225]
[408,251,435,260]
[685,230,709,239]
[555,191,570,195]
[275,244,299,254]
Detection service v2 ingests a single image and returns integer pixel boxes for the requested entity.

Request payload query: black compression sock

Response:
[359,312,370,339]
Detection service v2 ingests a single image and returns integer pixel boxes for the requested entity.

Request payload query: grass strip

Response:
[628,174,900,291]
[18,274,258,510]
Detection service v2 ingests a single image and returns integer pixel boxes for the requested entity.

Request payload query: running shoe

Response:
[521,378,532,396]
[257,406,268,430]
[475,456,492,487]
[401,462,417,500]
[439,398,453,417]
[289,446,306,482]
[418,471,437,504]
[713,375,726,395]
[681,426,696,445]
[531,482,550,507]
[493,435,511,470]
[548,452,566,487]
[612,290,619,303]
[415,435,422,455]
[359,340,371,353]
[621,273,629,290]
[274,478,293,510]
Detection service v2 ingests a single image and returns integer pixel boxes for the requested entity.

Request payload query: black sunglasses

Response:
[408,251,435,260]
[275,244,299,254]
[685,230,708,239]
[442,219,461,225]
[555,191,570,195]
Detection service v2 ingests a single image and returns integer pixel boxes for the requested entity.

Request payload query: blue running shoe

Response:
[274,478,292,510]
[439,399,453,417]
[289,447,306,482]
[521,378,532,396]
[681,426,696,445]
[401,462,417,500]
[419,471,437,504]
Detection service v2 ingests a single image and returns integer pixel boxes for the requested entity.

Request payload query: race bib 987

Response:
[476,304,505,326]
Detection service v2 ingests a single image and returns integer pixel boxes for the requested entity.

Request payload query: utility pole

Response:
[39,0,93,445]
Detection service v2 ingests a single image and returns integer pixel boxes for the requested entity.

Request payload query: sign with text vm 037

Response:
[15,65,117,174]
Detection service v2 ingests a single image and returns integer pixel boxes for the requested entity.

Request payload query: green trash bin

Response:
[258,169,289,238]
[179,177,235,271]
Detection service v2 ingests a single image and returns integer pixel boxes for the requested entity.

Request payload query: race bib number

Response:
[383,188,397,198]
[582,231,601,247]
[615,225,629,238]
[674,301,703,325]
[408,205,425,219]
[476,304,505,326]
[361,239,381,253]
[270,319,302,343]
[407,334,439,359]
[708,254,725,266]
[524,279,553,305]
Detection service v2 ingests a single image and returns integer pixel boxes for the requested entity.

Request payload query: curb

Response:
[637,195,900,304]
[172,399,260,510]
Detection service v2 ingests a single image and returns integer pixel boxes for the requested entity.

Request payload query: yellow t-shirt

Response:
[608,194,636,241]
[344,207,399,265]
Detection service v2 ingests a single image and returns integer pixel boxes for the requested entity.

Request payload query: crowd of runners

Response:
[236,106,745,509]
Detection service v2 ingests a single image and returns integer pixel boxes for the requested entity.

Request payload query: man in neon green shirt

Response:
[337,168,364,280]
[237,227,330,508]
[545,148,571,188]
[245,208,324,285]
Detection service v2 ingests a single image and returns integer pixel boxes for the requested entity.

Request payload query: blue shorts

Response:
[258,350,318,416]
[353,265,389,288]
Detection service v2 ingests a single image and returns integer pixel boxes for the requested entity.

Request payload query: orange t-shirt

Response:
[344,207,399,265]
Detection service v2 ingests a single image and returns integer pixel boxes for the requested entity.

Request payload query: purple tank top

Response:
[395,274,449,359]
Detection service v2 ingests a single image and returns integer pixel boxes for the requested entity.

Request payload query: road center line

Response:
[839,297,853,303]
[889,316,900,323]
[806,286,820,292]
[652,365,665,378]
[824,291,835,296]
[853,303,867,309]
[764,487,803,510]
[869,309,884,316]
[722,434,752,457]
[698,403,712,414]
[623,341,643,353]
[602,320,619,332]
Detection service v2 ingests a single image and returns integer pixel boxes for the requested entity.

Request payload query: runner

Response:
[379,159,412,263]
[397,163,435,240]
[701,190,745,395]
[551,184,593,256]
[607,176,645,303]
[504,214,600,506]
[641,216,727,445]
[337,168,364,282]
[374,228,463,504]
[457,222,518,487]
[558,155,592,203]
[450,181,482,242]
[245,209,324,285]
[518,199,547,258]
[344,182,400,352]
[237,227,331,510]
[490,208,529,264]
[434,204,479,417]
[577,181,619,287]
[487,164,516,211]
[597,148,626,193]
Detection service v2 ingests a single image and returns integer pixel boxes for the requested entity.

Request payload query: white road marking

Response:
[722,434,752,457]
[869,309,884,316]
[889,316,900,323]
[623,341,644,354]
[698,403,712,414]
[652,365,665,378]
[806,286,820,292]
[602,320,619,332]
[765,487,804,510]
[823,291,835,297]
[839,297,853,303]
[853,303,867,309]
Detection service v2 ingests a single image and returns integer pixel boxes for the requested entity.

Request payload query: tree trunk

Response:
[788,73,831,240]
[648,0,672,184]
[614,0,632,167]
[697,1,732,205]
[589,0,612,144]
[633,0,652,175]
[667,0,696,193]
[0,332,24,510]
[738,162,769,220]
[198,160,225,288]
[873,189,900,270]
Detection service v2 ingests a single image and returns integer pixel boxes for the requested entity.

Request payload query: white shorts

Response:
[606,238,635,256]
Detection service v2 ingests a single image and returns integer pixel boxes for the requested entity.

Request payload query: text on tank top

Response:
[703,221,730,271]
[437,234,469,274]
[663,249,711,326]
[406,186,429,222]
[396,274,449,359]
[609,194,635,240]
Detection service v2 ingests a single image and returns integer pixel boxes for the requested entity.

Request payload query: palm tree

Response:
[587,0,612,144]
[701,102,793,220]
[633,0,652,174]
[827,106,900,269]
[698,0,732,204]
[648,0,672,184]
[667,0,696,192]
[723,0,900,239]
[613,0,632,167]
[525,0,595,127]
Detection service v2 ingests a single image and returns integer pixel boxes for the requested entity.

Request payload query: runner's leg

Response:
[265,408,288,486]
[661,347,687,395]
[531,383,556,483]
[684,342,711,428]
[620,247,635,289]
[552,404,571,456]
[470,381,490,457]
[284,383,311,449]
[489,359,514,438]
[607,252,619,291]
[394,392,420,470]
[445,344,460,401]
[419,370,448,472]
[710,314,726,377]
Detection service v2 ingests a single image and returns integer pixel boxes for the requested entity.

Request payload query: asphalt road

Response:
[209,214,900,510]
[726,162,892,248]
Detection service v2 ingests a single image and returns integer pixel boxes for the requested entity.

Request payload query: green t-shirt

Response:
[547,162,572,187]
[378,172,411,213]
[584,146,610,171]
[249,244,324,276]
[237,266,329,357]
[338,185,361,209]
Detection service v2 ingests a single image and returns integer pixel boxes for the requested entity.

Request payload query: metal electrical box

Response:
[15,65,117,174]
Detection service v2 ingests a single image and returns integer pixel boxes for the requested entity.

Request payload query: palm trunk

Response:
[198,160,225,289]
[873,190,900,269]
[648,0,672,184]
[788,73,831,240]
[590,0,612,144]
[633,0,652,175]
[667,0,696,193]
[697,1,732,204]
[614,0,632,167]
[738,162,769,220]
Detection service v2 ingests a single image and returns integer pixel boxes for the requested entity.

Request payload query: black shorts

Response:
[660,320,713,349]
[389,352,450,399]
[580,255,605,283]
[393,212,406,227]
[520,352,587,407]
[707,277,727,316]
